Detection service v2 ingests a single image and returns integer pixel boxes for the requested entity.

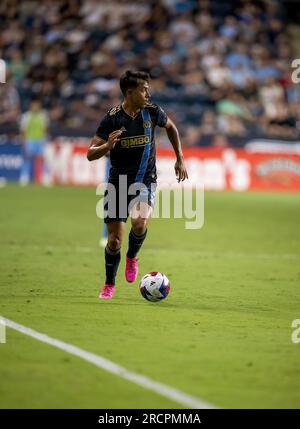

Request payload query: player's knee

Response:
[132,219,147,236]
[108,235,122,251]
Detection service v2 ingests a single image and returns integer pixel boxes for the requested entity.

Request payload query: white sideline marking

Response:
[2,317,216,409]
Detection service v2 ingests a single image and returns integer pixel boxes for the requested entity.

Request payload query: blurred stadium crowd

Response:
[0,0,299,146]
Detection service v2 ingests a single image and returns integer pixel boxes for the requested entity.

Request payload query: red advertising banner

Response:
[157,147,300,192]
[43,142,300,192]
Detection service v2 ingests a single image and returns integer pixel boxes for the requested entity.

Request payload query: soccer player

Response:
[19,99,49,185]
[87,70,188,299]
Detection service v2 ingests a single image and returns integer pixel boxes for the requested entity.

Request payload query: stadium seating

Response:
[0,0,299,145]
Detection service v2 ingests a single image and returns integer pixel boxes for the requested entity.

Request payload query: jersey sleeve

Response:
[155,105,168,127]
[95,114,114,141]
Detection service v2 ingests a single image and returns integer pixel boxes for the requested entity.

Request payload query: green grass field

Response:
[0,185,300,409]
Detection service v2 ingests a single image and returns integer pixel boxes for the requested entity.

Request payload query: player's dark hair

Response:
[120,70,150,96]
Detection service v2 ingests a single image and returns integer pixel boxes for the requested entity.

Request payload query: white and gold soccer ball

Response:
[139,272,171,302]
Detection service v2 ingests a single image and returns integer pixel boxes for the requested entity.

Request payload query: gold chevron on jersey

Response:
[108,105,122,116]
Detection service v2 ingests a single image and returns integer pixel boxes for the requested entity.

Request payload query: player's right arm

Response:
[87,130,122,161]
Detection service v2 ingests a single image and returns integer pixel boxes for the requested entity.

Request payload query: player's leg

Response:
[99,220,125,299]
[100,156,111,248]
[19,157,31,186]
[33,140,45,185]
[126,201,152,283]
[100,224,108,248]
[19,140,32,186]
[37,139,50,186]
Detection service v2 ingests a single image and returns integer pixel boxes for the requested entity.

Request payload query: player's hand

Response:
[107,129,123,149]
[175,157,188,182]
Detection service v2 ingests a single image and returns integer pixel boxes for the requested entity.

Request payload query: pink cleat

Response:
[125,256,138,283]
[99,284,115,299]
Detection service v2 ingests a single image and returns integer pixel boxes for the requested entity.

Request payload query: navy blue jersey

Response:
[95,103,167,182]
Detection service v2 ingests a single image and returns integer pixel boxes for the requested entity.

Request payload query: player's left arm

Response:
[164,117,188,182]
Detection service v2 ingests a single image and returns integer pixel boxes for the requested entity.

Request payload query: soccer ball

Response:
[139,272,170,302]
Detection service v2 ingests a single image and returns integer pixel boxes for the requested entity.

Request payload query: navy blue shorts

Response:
[104,177,156,224]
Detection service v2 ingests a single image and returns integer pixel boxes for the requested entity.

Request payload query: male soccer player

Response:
[19,99,49,185]
[87,70,188,299]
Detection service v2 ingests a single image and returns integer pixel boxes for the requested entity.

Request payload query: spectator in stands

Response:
[0,75,20,126]
[0,0,297,142]
[259,76,285,119]
[6,49,29,83]
[199,111,217,135]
